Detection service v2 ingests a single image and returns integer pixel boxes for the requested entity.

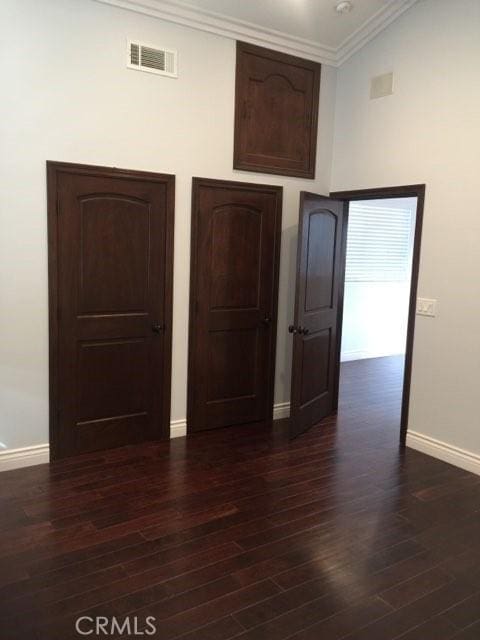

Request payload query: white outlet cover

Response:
[417,298,437,317]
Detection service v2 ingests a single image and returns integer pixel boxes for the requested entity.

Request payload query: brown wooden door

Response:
[234,42,321,179]
[188,178,282,432]
[289,192,346,439]
[47,162,175,459]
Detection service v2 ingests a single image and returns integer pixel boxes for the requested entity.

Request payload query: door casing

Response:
[330,184,426,446]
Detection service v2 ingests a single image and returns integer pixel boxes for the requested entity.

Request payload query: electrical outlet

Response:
[417,298,437,317]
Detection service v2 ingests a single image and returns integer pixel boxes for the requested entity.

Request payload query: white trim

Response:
[93,0,418,67]
[170,417,187,438]
[0,445,50,473]
[336,0,419,65]
[6,420,478,484]
[341,349,405,363]
[0,403,291,470]
[171,401,291,439]
[95,0,335,64]
[273,401,291,420]
[407,431,480,477]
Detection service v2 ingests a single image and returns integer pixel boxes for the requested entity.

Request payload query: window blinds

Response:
[345,201,415,282]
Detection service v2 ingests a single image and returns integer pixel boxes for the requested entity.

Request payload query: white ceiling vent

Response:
[127,40,178,78]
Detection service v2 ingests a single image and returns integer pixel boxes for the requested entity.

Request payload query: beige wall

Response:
[0,0,337,450]
[332,0,480,461]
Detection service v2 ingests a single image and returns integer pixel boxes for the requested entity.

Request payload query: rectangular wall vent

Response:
[370,72,394,99]
[127,40,178,78]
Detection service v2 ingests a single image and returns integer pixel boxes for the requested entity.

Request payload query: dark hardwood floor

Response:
[1,356,480,639]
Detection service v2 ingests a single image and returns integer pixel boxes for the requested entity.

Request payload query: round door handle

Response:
[288,325,298,334]
[262,315,272,326]
[152,323,165,334]
[297,326,310,335]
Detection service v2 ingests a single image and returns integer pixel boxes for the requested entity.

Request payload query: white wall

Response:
[332,0,480,460]
[0,0,337,450]
[341,281,410,362]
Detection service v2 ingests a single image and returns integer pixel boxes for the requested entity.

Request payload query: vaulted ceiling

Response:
[96,0,418,65]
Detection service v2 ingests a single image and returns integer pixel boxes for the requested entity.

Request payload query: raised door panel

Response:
[299,329,331,408]
[207,330,257,403]
[210,206,261,310]
[305,211,337,312]
[78,196,150,314]
[234,42,321,178]
[48,162,174,459]
[188,178,282,432]
[77,338,149,423]
[244,73,306,165]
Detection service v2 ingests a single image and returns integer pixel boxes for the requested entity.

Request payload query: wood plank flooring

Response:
[1,356,479,639]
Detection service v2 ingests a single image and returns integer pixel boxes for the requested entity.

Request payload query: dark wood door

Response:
[234,42,321,179]
[47,162,175,459]
[188,178,282,432]
[289,192,346,439]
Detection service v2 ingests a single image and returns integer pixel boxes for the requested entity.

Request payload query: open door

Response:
[289,192,347,439]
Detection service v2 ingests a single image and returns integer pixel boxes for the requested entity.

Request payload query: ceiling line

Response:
[93,0,419,66]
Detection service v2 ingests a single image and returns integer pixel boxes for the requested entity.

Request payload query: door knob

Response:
[299,326,310,335]
[288,325,298,334]
[152,323,165,334]
[262,315,272,326]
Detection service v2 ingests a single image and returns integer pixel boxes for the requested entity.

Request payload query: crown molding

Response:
[94,0,337,64]
[94,0,418,67]
[336,0,419,65]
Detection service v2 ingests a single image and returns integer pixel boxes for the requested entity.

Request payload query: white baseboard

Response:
[273,401,291,420]
[341,349,405,362]
[0,402,293,471]
[407,430,480,477]
[170,402,291,439]
[0,444,50,472]
[170,417,187,438]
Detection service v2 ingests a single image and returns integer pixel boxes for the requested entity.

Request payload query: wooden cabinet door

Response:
[289,193,346,439]
[48,162,174,459]
[188,178,282,432]
[234,42,321,179]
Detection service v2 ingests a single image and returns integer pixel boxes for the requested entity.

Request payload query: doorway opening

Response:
[331,185,425,446]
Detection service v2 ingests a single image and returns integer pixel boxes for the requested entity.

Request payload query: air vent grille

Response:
[127,40,177,78]
[130,42,140,66]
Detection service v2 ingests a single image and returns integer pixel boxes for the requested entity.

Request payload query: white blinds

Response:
[345,201,415,282]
